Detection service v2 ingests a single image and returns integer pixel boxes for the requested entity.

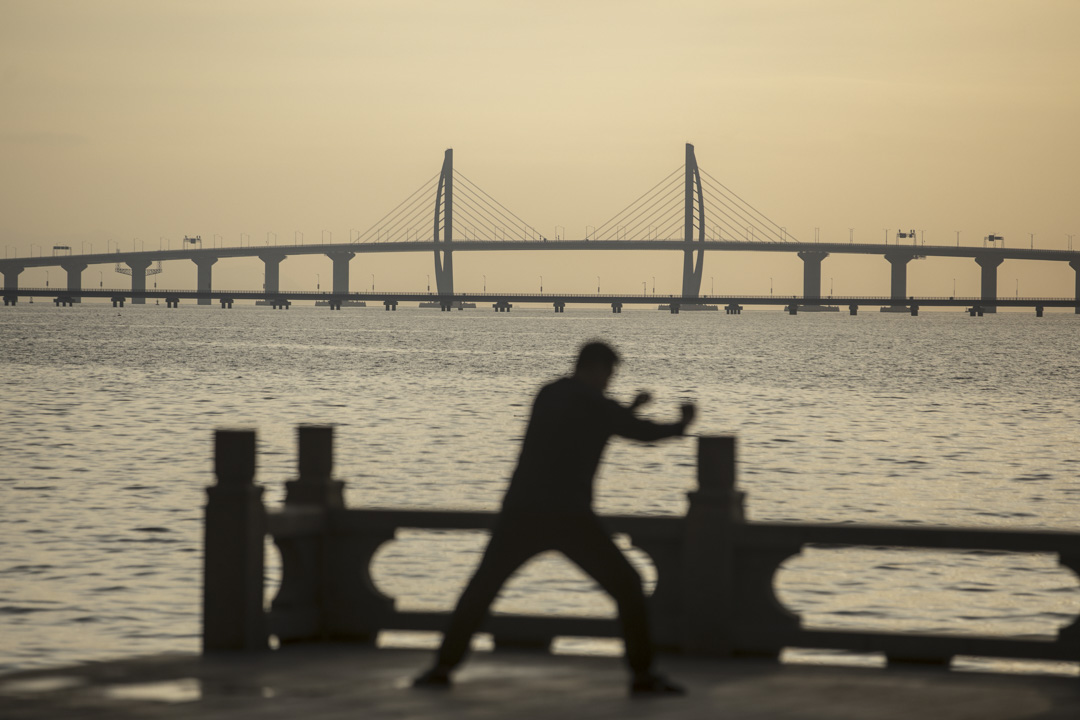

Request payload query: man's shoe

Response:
[412,666,452,689]
[630,673,685,696]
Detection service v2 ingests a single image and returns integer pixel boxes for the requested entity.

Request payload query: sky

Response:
[2,0,1078,300]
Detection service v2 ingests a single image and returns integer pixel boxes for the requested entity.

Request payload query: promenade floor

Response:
[2,645,1078,719]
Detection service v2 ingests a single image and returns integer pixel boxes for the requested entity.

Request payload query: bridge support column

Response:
[848,304,858,316]
[884,252,912,310]
[61,261,87,302]
[976,256,1003,314]
[259,253,286,296]
[1035,305,1044,318]
[611,302,623,314]
[193,257,217,306]
[1071,260,1080,314]
[797,251,828,303]
[126,259,153,304]
[553,302,565,313]
[327,251,354,295]
[2,265,23,292]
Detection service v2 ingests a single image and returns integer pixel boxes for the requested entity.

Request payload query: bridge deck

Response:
[2,645,1078,719]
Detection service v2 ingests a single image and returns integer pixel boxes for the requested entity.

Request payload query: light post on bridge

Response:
[539,276,543,294]
[483,275,486,292]
[711,276,714,295]
[770,277,773,296]
[652,276,655,294]
[1030,233,1034,249]
[427,274,430,292]
[956,231,961,247]
[371,274,374,292]
[597,276,600,294]
[45,270,49,288]
[884,229,889,245]
[295,231,304,246]
[1068,234,1074,251]
[642,281,646,295]
[99,271,103,288]
[555,225,564,241]
[316,274,320,291]
[349,228,357,243]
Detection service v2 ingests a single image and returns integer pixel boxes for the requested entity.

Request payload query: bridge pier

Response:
[848,304,858,316]
[259,253,286,295]
[1071,260,1080,314]
[383,300,397,311]
[126,259,153,304]
[611,302,623,314]
[219,298,234,309]
[976,256,1003,314]
[61,261,87,302]
[2,265,22,294]
[273,298,291,310]
[193,257,217,306]
[166,296,180,308]
[724,304,742,315]
[1035,305,1044,318]
[53,296,76,307]
[327,251,354,295]
[884,252,913,311]
[798,251,828,302]
[786,303,798,315]
[669,303,680,314]
[111,296,126,307]
[910,305,919,317]
[553,302,565,313]
[493,301,512,312]
[3,295,16,306]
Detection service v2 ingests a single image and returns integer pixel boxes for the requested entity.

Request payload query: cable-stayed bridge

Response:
[2,144,1078,313]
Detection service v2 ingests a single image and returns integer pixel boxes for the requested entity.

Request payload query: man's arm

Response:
[608,398,696,441]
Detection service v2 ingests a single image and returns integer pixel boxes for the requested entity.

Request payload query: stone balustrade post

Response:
[203,429,267,652]
[678,436,743,655]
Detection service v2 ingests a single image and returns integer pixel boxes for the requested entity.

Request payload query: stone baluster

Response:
[203,429,267,651]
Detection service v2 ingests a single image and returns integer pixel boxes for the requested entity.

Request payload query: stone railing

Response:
[203,426,1080,667]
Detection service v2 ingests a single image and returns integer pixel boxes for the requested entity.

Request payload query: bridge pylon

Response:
[682,143,705,298]
[432,149,454,295]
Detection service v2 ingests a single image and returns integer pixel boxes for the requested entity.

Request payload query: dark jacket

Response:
[501,376,686,514]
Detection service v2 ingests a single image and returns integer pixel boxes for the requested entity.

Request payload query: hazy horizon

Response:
[2,1,1078,299]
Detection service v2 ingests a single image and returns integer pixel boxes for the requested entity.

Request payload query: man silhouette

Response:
[414,341,696,695]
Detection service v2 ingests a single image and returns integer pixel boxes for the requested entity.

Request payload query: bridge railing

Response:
[203,425,1080,667]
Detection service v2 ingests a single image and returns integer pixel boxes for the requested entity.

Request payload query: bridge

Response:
[2,144,1078,313]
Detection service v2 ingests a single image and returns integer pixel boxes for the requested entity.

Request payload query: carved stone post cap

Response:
[697,435,737,494]
[214,429,256,485]
[298,424,333,483]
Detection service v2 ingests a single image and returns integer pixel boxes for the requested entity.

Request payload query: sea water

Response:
[1,304,1077,674]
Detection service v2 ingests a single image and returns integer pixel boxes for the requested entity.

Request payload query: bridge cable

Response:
[592,165,682,239]
[355,174,439,243]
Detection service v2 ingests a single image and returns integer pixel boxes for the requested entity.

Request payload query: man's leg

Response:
[424,520,540,676]
[556,515,654,677]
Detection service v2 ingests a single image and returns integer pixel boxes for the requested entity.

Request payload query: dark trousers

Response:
[435,511,654,676]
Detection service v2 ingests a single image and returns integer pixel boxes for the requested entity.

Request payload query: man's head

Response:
[574,341,620,391]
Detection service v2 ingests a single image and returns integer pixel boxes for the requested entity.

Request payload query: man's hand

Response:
[679,403,697,429]
[630,391,652,410]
